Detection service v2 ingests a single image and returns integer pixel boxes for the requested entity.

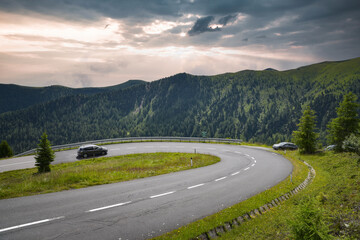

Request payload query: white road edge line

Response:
[87,201,132,212]
[231,171,240,176]
[187,183,205,189]
[234,151,242,154]
[251,157,255,160]
[0,216,65,233]
[245,154,250,157]
[244,167,250,171]
[150,191,175,199]
[215,177,227,182]
[251,164,255,167]
[0,161,34,167]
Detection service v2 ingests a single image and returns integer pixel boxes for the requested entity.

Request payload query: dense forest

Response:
[1,58,359,154]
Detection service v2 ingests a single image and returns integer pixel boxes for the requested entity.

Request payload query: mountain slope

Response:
[0,80,146,114]
[1,58,359,153]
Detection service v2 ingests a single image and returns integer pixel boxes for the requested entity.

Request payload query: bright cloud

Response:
[0,0,359,87]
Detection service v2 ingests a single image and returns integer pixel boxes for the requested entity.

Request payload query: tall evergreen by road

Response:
[292,106,318,154]
[327,92,360,152]
[35,132,55,173]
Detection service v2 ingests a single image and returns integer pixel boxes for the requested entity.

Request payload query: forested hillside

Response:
[0,80,145,114]
[1,58,359,154]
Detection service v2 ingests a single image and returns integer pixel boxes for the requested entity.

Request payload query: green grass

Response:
[152,150,309,240]
[184,151,360,240]
[0,153,219,199]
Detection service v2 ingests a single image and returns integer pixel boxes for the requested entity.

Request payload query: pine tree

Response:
[35,132,55,173]
[292,106,318,154]
[327,92,360,152]
[0,140,13,158]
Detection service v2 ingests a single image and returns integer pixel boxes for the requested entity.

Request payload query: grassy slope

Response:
[0,153,219,199]
[216,151,360,239]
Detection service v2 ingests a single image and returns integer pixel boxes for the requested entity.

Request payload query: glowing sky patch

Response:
[0,0,359,87]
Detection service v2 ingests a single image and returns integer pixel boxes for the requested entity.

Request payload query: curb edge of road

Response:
[191,161,316,240]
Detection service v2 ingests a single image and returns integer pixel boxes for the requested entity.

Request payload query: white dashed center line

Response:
[231,171,240,176]
[87,201,132,212]
[187,183,205,189]
[0,216,65,233]
[251,164,255,167]
[215,177,227,182]
[244,167,250,171]
[150,191,175,199]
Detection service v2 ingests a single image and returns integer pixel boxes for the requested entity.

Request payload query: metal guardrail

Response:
[15,137,242,157]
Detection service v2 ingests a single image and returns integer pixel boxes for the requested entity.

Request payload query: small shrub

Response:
[290,196,332,240]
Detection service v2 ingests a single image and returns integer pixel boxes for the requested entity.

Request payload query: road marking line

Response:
[215,177,227,182]
[251,157,255,160]
[187,183,205,189]
[254,160,257,163]
[0,161,34,167]
[244,167,250,171]
[87,201,132,212]
[150,191,175,199]
[0,216,64,233]
[245,154,250,157]
[251,164,255,167]
[234,151,242,154]
[231,171,240,176]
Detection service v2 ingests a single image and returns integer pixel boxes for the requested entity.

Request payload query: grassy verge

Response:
[206,151,360,239]
[152,150,309,240]
[0,153,219,199]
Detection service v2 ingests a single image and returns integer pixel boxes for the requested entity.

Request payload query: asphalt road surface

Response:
[0,142,292,240]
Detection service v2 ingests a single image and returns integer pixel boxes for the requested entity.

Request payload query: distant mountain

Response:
[1,58,359,153]
[0,80,146,114]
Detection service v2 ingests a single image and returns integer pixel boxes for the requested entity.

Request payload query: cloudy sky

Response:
[0,0,359,87]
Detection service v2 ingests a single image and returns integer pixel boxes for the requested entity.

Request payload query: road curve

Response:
[0,142,292,240]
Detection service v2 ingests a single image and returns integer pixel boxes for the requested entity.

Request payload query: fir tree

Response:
[35,132,55,173]
[0,140,13,158]
[327,92,360,152]
[292,106,318,154]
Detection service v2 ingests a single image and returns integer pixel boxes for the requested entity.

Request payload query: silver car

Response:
[272,142,298,150]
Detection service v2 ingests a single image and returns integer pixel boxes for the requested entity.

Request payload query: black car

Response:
[77,144,108,158]
[272,142,298,150]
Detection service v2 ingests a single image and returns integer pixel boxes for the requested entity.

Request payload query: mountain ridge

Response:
[1,57,359,153]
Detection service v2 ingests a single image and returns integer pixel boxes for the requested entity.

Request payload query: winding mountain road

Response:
[0,142,292,240]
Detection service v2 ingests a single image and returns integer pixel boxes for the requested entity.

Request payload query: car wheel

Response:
[102,151,106,155]
[83,153,88,158]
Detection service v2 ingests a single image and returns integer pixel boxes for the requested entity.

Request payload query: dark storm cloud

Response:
[1,0,360,70]
[218,14,237,26]
[188,16,220,36]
